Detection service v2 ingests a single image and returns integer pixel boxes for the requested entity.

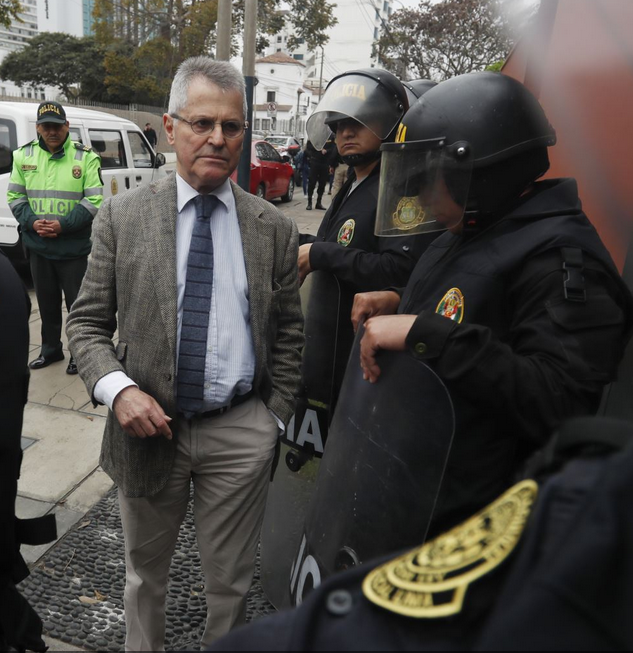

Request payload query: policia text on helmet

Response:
[375,72,557,238]
[306,68,410,170]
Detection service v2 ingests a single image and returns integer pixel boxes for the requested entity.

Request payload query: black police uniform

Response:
[306,141,332,206]
[397,177,633,532]
[0,252,54,652]
[210,417,633,651]
[300,163,430,293]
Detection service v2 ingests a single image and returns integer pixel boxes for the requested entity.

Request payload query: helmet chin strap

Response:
[340,149,382,167]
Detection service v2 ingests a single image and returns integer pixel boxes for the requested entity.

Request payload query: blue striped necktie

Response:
[177,194,219,417]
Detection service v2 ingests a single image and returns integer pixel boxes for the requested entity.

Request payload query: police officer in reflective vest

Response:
[352,72,633,532]
[7,101,103,375]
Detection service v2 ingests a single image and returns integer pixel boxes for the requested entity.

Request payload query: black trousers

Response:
[308,165,329,202]
[29,252,87,358]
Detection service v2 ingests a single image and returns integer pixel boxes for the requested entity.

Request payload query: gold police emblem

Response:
[362,479,538,618]
[21,164,37,171]
[337,219,355,246]
[72,165,82,179]
[111,177,118,195]
[435,287,464,323]
[393,196,425,231]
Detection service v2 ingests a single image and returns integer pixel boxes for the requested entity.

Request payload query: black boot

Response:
[306,199,312,210]
[315,196,326,210]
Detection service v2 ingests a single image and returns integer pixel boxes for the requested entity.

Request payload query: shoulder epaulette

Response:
[362,479,538,619]
[19,139,37,149]
[74,142,93,153]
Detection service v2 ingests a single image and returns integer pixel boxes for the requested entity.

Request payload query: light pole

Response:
[294,88,304,139]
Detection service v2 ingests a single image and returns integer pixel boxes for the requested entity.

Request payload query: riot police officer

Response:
[352,71,633,531]
[298,68,431,292]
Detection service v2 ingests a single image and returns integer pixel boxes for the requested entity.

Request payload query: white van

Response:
[0,101,167,259]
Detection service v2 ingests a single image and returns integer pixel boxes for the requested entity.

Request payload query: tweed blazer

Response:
[66,174,304,497]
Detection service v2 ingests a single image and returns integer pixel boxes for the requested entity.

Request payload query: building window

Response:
[267,91,276,102]
[383,1,389,11]
[374,27,379,39]
[375,8,379,18]
[293,54,304,60]
[276,48,281,52]
[277,36,282,42]
[297,37,305,44]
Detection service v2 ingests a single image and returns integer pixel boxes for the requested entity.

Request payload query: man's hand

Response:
[360,314,417,383]
[351,290,401,332]
[298,243,313,285]
[113,386,173,439]
[33,219,58,238]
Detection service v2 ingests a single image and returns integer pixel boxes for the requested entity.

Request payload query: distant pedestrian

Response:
[143,122,158,148]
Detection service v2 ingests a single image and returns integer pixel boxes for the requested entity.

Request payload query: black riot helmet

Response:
[375,72,557,237]
[402,79,437,107]
[306,68,408,166]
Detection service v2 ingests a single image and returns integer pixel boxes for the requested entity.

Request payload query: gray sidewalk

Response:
[16,190,327,651]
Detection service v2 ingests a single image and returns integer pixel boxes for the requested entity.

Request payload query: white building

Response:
[38,0,84,37]
[0,0,40,97]
[266,0,394,96]
[253,52,314,137]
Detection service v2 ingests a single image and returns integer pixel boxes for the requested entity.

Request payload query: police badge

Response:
[72,165,82,179]
[436,288,465,323]
[392,196,426,231]
[337,219,355,246]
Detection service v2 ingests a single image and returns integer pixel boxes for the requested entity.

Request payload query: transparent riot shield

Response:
[288,324,455,606]
[261,270,351,609]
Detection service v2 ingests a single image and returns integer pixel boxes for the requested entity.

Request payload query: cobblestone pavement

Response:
[15,188,329,651]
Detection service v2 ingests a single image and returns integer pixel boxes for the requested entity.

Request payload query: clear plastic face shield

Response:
[306,74,405,150]
[375,138,474,236]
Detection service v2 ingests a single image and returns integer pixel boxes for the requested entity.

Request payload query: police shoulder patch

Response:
[337,219,355,246]
[362,479,538,619]
[435,287,465,323]
[74,142,93,152]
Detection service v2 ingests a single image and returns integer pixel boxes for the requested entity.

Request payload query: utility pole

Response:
[216,0,232,61]
[238,0,257,191]
[318,46,325,98]
[294,88,304,139]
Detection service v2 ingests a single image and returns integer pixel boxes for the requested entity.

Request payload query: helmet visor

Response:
[307,74,405,149]
[375,139,473,236]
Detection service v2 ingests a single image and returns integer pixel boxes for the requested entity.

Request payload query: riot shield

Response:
[288,325,455,606]
[261,270,351,609]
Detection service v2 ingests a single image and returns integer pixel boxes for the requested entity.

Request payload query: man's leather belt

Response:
[182,389,255,420]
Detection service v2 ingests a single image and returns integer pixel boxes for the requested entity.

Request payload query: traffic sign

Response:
[267,101,277,117]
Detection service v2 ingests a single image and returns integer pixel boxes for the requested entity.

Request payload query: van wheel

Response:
[281,177,294,203]
[256,184,266,199]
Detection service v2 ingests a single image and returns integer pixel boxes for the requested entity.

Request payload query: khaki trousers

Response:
[118,397,278,651]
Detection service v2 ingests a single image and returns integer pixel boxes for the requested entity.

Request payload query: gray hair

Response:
[168,56,247,119]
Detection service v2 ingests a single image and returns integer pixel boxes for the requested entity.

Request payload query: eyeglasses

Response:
[170,113,247,139]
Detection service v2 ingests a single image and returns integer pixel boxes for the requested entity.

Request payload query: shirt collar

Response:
[175,174,232,213]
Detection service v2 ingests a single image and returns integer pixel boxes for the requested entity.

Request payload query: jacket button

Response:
[167,374,172,381]
[326,589,353,616]
[415,342,427,355]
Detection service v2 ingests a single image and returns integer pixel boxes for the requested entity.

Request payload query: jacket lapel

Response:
[147,174,179,362]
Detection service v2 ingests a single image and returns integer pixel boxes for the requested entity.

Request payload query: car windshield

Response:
[267,137,288,146]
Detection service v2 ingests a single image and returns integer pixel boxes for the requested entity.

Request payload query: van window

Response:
[0,119,17,175]
[89,129,127,169]
[128,131,153,168]
[69,127,83,144]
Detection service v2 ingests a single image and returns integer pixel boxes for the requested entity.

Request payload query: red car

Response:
[250,140,294,202]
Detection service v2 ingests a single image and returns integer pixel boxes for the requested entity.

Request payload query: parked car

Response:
[0,102,167,260]
[250,139,294,202]
[265,134,301,158]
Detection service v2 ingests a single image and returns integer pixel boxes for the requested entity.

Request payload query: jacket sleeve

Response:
[309,232,434,293]
[404,249,630,450]
[7,153,38,232]
[266,220,305,425]
[59,153,103,234]
[66,197,123,400]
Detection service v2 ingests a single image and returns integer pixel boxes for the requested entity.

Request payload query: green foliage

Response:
[0,33,107,102]
[287,0,338,51]
[0,0,21,29]
[485,60,504,72]
[375,0,514,81]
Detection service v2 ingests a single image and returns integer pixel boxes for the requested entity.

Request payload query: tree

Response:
[0,33,107,101]
[286,0,338,52]
[0,0,20,29]
[375,0,514,81]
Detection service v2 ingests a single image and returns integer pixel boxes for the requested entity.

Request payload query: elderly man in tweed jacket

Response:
[66,57,303,651]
